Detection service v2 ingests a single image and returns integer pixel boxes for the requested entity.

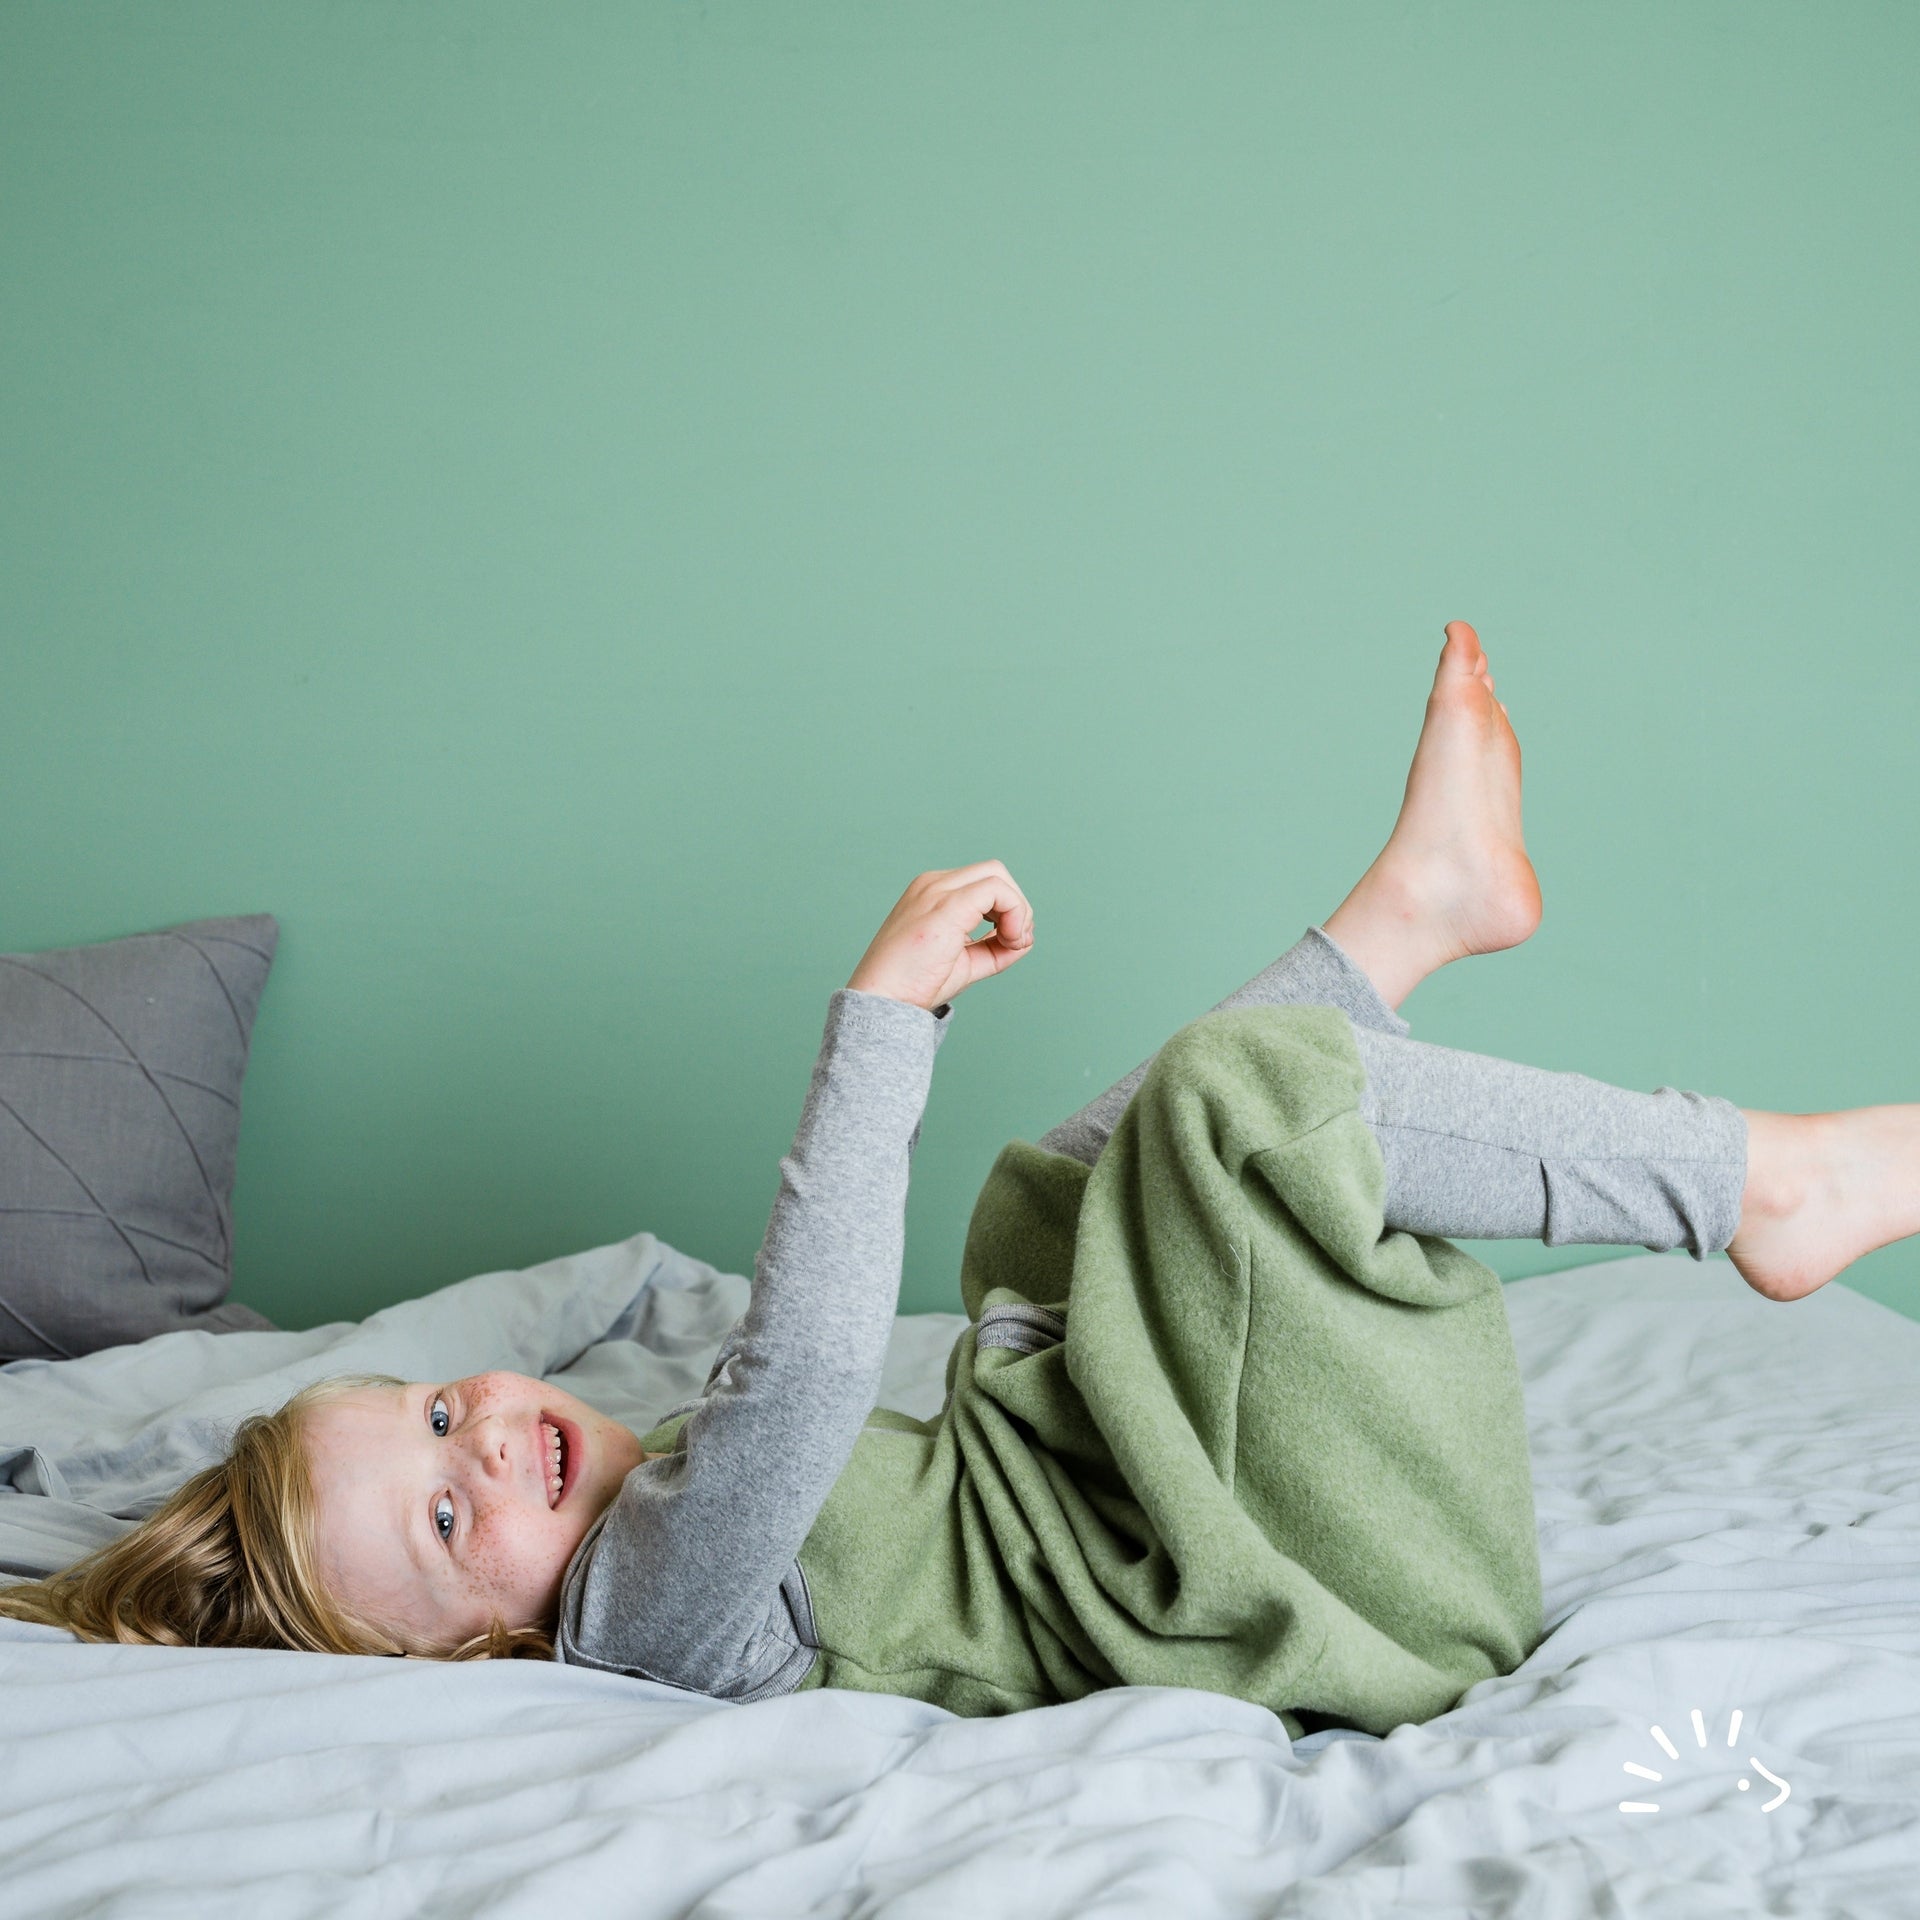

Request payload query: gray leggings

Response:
[1037,927,1749,1259]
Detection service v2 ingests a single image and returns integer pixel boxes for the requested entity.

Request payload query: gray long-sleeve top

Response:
[552,927,1403,1699]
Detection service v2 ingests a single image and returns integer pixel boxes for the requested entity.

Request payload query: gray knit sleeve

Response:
[553,986,950,1696]
[1035,925,1407,1166]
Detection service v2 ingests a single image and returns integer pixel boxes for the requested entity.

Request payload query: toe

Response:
[1438,621,1480,677]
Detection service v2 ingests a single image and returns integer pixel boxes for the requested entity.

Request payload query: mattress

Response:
[3,1233,1917,1917]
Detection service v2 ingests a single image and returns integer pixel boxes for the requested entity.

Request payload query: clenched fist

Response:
[846,861,1035,1013]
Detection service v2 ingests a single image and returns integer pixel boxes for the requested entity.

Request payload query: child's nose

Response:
[462,1413,513,1479]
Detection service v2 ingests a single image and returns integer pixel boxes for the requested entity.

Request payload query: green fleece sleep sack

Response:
[790,1003,1544,1738]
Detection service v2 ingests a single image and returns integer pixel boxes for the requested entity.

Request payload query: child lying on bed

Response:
[6,623,1915,1736]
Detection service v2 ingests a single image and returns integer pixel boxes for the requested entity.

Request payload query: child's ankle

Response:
[1735,1110,1801,1224]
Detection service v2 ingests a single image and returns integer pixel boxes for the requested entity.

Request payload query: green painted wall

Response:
[5,3,1917,1328]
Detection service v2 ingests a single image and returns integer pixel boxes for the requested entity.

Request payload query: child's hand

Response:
[845,861,1036,1012]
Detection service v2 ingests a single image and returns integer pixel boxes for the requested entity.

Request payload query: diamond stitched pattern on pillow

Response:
[0,915,279,1360]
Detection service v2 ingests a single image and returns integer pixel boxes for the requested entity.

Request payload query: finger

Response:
[965,911,1035,960]
[959,920,1033,987]
[946,873,1034,948]
[932,857,1013,895]
[943,870,1031,929]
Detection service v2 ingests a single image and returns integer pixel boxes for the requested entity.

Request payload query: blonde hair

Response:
[0,1374,552,1663]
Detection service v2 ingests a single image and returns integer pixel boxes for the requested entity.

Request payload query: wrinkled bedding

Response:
[3,1235,1918,1917]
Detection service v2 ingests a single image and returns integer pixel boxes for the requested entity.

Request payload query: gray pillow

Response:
[0,914,280,1360]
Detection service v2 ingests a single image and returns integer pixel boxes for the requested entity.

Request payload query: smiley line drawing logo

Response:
[1617,1705,1792,1815]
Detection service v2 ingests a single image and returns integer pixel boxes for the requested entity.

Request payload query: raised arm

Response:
[554,862,1034,1698]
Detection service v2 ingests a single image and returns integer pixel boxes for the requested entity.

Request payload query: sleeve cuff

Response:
[833,986,956,1050]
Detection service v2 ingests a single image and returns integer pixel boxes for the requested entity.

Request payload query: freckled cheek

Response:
[462,1516,563,1601]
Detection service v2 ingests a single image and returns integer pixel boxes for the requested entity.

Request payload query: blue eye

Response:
[430,1395,450,1437]
[434,1495,455,1542]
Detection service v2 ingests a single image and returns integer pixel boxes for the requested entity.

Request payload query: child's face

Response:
[303,1371,645,1649]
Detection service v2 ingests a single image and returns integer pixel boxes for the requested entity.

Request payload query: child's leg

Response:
[1038,925,1407,1165]
[1043,621,1531,1166]
[1033,618,1916,1303]
[1319,621,1538,1011]
[1352,1031,1920,1305]
[1349,1024,1747,1259]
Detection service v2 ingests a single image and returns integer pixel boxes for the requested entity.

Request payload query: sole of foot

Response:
[1419,620,1542,958]
[1326,621,1543,989]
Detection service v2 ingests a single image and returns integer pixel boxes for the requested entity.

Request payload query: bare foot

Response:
[1322,621,1544,1008]
[1727,1105,1920,1301]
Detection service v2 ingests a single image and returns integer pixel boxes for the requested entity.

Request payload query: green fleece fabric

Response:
[680,1005,1543,1736]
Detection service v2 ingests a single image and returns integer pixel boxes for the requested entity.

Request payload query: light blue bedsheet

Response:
[4,1237,1917,1916]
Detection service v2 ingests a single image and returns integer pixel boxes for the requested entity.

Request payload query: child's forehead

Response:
[309,1380,410,1443]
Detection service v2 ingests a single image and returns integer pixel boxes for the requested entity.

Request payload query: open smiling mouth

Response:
[539,1415,578,1509]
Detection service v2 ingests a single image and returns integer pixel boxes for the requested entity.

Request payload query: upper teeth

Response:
[545,1422,563,1502]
